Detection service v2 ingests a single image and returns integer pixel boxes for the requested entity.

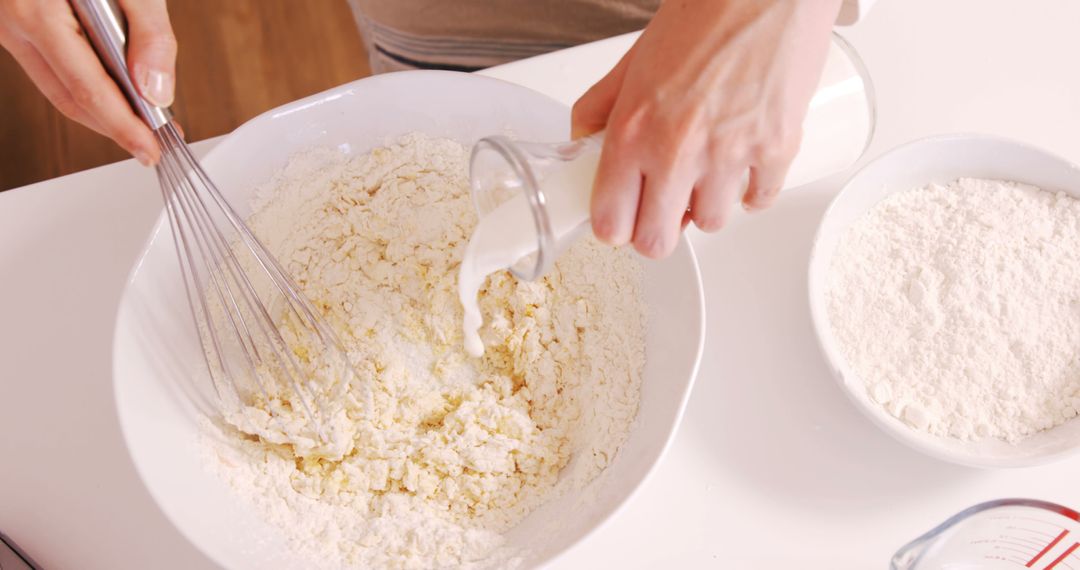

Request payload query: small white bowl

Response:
[809,134,1080,468]
[112,71,705,569]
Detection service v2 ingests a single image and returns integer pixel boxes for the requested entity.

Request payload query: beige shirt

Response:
[347,0,660,72]
[346,0,873,73]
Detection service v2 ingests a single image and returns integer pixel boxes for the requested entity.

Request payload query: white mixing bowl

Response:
[112,71,705,568]
[809,133,1080,468]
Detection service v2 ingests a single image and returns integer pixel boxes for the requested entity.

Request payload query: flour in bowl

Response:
[827,177,1080,443]
[200,134,646,569]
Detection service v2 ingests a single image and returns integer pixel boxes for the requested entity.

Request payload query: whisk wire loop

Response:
[70,0,355,445]
[153,123,349,440]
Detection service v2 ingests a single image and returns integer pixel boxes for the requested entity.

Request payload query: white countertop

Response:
[3,0,1080,567]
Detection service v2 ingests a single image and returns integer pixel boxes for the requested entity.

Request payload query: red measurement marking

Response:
[1030,530,1071,567]
[1044,542,1079,569]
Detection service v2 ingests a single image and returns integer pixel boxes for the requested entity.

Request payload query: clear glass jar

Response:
[469,33,875,281]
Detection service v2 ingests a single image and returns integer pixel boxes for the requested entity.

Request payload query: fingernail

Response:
[636,234,666,259]
[592,217,629,246]
[743,198,768,212]
[134,150,153,167]
[137,65,174,108]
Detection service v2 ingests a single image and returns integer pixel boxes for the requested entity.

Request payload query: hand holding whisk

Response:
[71,0,359,455]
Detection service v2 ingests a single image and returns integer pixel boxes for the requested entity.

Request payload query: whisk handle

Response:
[69,0,172,129]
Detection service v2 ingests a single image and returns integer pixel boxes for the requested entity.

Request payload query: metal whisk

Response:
[72,0,355,441]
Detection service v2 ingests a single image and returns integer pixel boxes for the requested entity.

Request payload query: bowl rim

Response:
[111,69,707,569]
[807,132,1080,469]
[542,238,706,568]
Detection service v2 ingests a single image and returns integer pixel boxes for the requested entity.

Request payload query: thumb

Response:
[571,44,636,139]
[121,0,177,108]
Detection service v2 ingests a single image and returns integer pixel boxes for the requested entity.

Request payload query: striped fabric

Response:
[362,17,577,72]
[345,0,659,73]
[345,0,873,74]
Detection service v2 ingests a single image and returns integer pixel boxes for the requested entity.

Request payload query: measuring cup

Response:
[893,499,1080,569]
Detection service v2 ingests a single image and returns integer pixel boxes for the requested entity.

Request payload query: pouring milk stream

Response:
[460,35,874,357]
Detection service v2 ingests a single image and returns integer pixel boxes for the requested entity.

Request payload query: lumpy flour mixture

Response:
[827,178,1080,443]
[200,134,646,569]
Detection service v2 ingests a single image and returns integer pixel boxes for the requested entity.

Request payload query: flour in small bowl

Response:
[199,134,646,569]
[827,178,1080,443]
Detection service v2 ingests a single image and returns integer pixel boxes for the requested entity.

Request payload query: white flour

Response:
[200,134,646,569]
[827,178,1080,442]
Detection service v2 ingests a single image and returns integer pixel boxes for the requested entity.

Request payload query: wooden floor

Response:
[0,0,370,191]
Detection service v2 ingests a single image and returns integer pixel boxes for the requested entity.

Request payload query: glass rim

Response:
[830,31,878,162]
[891,498,1080,570]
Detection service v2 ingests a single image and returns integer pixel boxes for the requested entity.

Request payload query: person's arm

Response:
[573,0,846,259]
[0,0,176,165]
